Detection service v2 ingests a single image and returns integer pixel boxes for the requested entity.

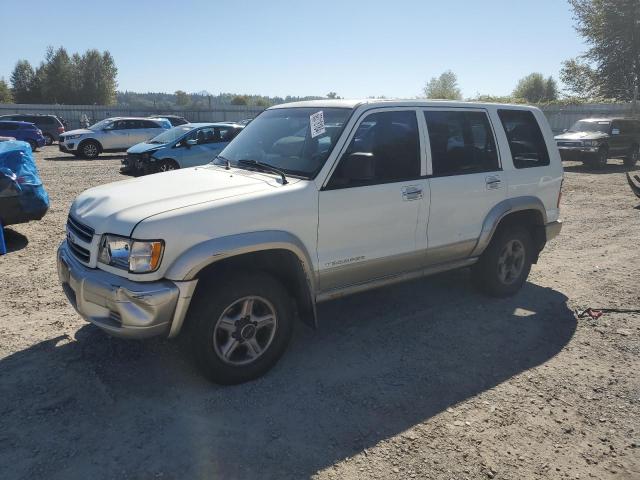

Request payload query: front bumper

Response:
[59,142,76,153]
[557,146,598,161]
[57,241,185,339]
[545,220,562,241]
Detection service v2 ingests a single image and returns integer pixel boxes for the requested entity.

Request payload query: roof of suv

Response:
[0,120,37,127]
[579,117,639,122]
[268,98,540,111]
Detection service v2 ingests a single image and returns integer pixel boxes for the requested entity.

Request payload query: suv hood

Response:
[555,131,608,141]
[70,166,281,236]
[62,128,93,137]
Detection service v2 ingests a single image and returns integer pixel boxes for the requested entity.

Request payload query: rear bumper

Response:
[57,241,196,339]
[545,220,562,241]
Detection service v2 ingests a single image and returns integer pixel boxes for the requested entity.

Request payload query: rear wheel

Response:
[43,133,54,146]
[189,272,294,384]
[472,225,533,297]
[624,144,639,168]
[158,159,179,172]
[79,140,100,159]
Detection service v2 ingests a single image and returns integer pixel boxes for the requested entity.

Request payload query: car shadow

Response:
[0,270,576,479]
[563,161,638,174]
[0,227,28,253]
[44,154,126,161]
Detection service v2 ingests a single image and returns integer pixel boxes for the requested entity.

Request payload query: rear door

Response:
[422,108,505,264]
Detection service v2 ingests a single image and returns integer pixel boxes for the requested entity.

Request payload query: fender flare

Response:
[164,230,318,327]
[470,196,547,257]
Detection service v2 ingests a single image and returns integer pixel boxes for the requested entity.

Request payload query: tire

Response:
[158,159,179,172]
[624,144,639,168]
[189,271,294,385]
[472,225,533,297]
[587,146,608,169]
[79,140,100,159]
[27,139,38,152]
[43,133,54,146]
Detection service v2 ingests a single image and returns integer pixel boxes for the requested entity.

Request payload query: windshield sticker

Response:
[310,111,326,138]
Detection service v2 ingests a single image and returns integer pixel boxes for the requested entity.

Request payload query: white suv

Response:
[59,117,171,159]
[57,100,563,384]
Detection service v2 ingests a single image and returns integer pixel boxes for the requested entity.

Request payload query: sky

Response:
[0,0,586,99]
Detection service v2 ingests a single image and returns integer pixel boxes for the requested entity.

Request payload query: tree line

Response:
[1,46,117,105]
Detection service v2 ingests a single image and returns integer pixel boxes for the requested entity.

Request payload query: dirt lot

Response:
[0,145,639,480]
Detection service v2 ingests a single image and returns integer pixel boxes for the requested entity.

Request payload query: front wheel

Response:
[624,144,639,168]
[587,146,608,169]
[79,140,100,159]
[43,133,54,146]
[189,272,294,385]
[27,139,38,152]
[158,159,179,172]
[472,226,533,297]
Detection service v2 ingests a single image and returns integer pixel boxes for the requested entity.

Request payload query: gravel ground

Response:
[0,146,639,480]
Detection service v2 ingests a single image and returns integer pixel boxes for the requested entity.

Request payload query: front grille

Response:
[66,215,94,263]
[67,215,94,243]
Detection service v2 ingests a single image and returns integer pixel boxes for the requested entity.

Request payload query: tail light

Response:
[58,126,65,133]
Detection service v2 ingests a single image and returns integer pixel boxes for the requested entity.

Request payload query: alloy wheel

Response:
[212,296,278,366]
[497,239,526,285]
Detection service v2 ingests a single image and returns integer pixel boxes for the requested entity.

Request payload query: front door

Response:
[422,108,506,264]
[317,109,429,292]
[101,120,130,149]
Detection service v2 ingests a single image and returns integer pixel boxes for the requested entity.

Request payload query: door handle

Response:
[402,185,423,201]
[485,175,502,190]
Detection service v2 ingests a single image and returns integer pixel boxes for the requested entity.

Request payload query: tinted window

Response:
[0,122,15,130]
[328,110,420,188]
[498,109,550,169]
[424,110,498,176]
[142,120,161,129]
[217,127,235,141]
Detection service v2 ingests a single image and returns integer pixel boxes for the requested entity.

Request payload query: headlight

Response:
[65,134,82,140]
[583,140,600,147]
[142,152,150,160]
[98,234,164,273]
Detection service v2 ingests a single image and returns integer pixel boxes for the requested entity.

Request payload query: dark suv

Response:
[555,117,640,168]
[0,114,65,146]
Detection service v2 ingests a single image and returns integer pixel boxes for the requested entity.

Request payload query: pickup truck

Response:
[57,99,563,384]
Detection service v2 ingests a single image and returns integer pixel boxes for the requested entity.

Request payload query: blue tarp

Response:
[0,141,49,225]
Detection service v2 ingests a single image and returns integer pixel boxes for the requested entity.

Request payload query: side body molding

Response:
[164,230,318,327]
[470,196,548,257]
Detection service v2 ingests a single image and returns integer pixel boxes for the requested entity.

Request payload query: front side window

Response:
[424,110,498,176]
[214,107,352,178]
[498,109,550,169]
[327,110,420,188]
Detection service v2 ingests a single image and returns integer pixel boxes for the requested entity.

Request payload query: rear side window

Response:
[0,122,14,129]
[424,110,499,176]
[328,110,420,188]
[498,109,550,169]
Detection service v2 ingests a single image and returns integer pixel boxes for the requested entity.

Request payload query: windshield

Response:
[213,107,352,178]
[148,125,193,144]
[568,120,610,133]
[88,119,113,130]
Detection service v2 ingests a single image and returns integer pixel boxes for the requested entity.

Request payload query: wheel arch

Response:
[78,137,103,153]
[471,197,548,261]
[165,231,317,330]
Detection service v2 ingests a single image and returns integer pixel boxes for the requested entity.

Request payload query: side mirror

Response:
[562,128,568,133]
[343,152,375,182]
[611,128,620,135]
[186,139,197,148]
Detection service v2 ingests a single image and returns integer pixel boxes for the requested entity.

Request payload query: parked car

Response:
[59,117,171,159]
[0,114,65,146]
[57,99,563,384]
[148,115,188,126]
[555,117,640,168]
[0,121,46,151]
[121,122,244,175]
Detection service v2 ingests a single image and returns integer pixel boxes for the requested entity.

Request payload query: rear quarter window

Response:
[497,109,550,169]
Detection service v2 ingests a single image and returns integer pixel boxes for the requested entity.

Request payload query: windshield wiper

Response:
[238,159,288,184]
[215,154,231,170]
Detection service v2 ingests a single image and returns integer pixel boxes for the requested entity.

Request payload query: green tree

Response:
[231,95,248,105]
[77,49,118,104]
[561,0,640,100]
[0,78,12,103]
[10,60,36,103]
[423,70,462,100]
[41,46,75,104]
[513,73,558,102]
[254,98,271,107]
[175,90,190,106]
[326,91,340,99]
